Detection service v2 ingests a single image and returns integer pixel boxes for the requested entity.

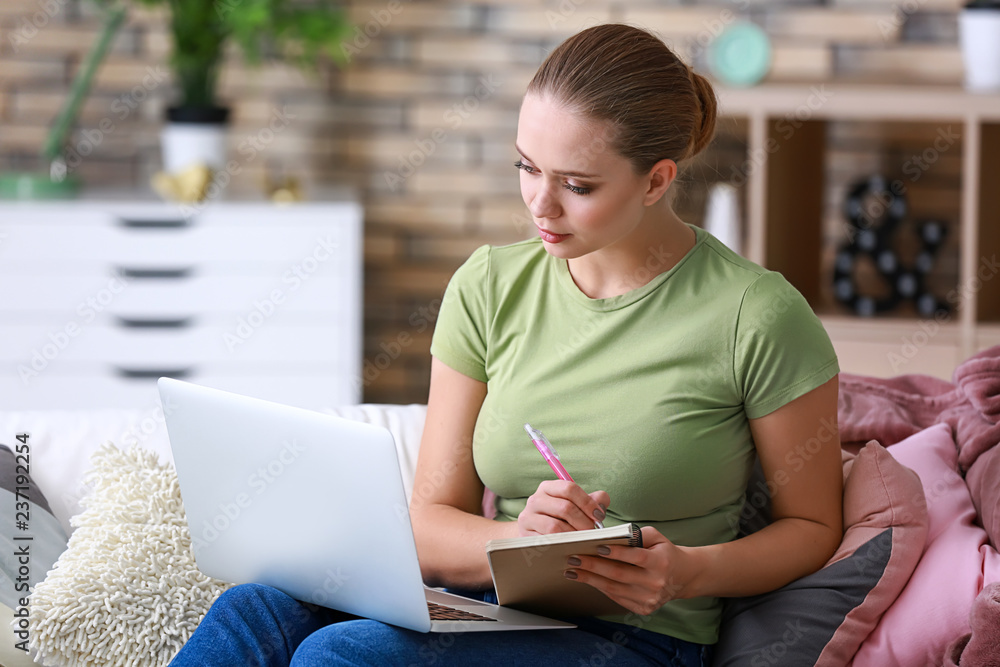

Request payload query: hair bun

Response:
[686,70,718,161]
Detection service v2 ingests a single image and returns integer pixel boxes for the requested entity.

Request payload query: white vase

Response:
[160,107,230,174]
[704,182,743,255]
[959,7,1000,91]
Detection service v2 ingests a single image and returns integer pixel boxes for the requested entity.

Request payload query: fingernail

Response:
[597,545,611,556]
[593,507,606,520]
[564,570,578,580]
[567,556,581,567]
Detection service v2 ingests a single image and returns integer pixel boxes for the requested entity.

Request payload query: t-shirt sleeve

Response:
[429,245,492,383]
[734,271,840,419]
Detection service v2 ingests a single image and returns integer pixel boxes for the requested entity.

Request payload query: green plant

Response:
[44,1,126,165]
[127,0,352,110]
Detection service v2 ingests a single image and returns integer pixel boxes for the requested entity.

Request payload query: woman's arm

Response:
[410,357,611,589]
[566,376,844,614]
[408,357,519,589]
[683,374,844,596]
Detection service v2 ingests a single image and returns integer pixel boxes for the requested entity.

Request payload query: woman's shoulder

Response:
[454,237,548,281]
[692,226,768,282]
[482,236,547,261]
[688,226,785,300]
[688,227,810,312]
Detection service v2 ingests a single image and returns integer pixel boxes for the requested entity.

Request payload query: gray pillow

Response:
[713,530,892,665]
[1,442,69,657]
[713,442,929,666]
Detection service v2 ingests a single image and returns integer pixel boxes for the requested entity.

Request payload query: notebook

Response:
[157,377,575,633]
[487,523,643,616]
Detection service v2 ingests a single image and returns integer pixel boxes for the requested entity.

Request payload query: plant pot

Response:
[160,106,230,174]
[959,3,1000,91]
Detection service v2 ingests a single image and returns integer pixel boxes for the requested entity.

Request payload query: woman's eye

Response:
[514,160,535,174]
[515,160,591,195]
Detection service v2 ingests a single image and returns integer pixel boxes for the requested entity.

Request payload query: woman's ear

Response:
[643,158,678,206]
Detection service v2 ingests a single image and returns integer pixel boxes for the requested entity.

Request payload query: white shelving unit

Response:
[716,83,1000,379]
[0,195,363,410]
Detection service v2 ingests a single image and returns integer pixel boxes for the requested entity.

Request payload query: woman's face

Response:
[515,93,655,260]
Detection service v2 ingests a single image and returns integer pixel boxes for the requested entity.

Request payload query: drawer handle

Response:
[117,217,190,229]
[114,366,194,379]
[115,316,194,329]
[116,266,193,279]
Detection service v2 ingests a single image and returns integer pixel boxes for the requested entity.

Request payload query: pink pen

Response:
[524,423,604,529]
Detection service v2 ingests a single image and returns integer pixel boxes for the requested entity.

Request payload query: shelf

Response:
[976,323,1000,353]
[819,314,962,344]
[822,305,964,381]
[712,82,1000,378]
[976,122,1000,323]
[717,83,1000,122]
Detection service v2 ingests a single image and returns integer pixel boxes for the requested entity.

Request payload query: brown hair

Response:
[526,23,718,174]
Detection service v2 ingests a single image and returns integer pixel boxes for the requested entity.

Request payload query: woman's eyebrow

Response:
[514,143,599,179]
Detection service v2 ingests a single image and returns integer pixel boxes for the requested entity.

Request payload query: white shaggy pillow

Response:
[26,443,232,667]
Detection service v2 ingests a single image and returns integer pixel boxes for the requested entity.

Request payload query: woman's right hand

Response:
[517,480,610,536]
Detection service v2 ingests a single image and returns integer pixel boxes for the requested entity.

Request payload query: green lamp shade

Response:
[708,22,773,87]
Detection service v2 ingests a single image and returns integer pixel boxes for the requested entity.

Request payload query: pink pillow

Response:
[815,441,929,665]
[713,441,928,667]
[852,423,1000,666]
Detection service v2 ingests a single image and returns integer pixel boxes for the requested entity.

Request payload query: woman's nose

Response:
[529,182,560,219]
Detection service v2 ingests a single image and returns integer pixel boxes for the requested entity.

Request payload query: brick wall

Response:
[0,0,967,403]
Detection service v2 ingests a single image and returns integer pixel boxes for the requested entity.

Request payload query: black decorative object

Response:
[833,175,949,318]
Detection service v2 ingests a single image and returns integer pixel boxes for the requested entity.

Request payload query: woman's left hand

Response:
[564,526,699,616]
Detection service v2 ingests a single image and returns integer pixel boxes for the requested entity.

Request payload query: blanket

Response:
[838,345,1000,666]
[945,581,1000,667]
[838,344,1000,473]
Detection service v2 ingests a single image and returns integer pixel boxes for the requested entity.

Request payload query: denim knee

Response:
[171,583,302,667]
[217,583,334,630]
[214,582,283,609]
[291,620,416,667]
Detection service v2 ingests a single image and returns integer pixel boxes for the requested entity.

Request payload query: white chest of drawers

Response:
[0,197,363,411]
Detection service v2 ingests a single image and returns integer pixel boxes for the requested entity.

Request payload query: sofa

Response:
[2,348,999,666]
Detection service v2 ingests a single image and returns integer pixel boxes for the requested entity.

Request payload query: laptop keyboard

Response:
[427,601,498,622]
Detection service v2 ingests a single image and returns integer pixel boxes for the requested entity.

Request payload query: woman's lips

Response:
[537,227,571,244]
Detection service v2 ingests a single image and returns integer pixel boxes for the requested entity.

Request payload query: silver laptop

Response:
[157,377,574,633]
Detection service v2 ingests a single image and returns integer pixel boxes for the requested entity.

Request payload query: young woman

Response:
[170,23,843,667]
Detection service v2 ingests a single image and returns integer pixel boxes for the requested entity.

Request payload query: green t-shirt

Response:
[429,224,839,644]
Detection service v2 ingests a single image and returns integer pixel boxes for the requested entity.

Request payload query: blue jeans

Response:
[169,583,714,666]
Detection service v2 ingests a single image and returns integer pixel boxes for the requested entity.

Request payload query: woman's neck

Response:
[566,210,696,300]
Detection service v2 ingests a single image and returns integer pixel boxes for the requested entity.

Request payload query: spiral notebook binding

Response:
[629,523,643,548]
